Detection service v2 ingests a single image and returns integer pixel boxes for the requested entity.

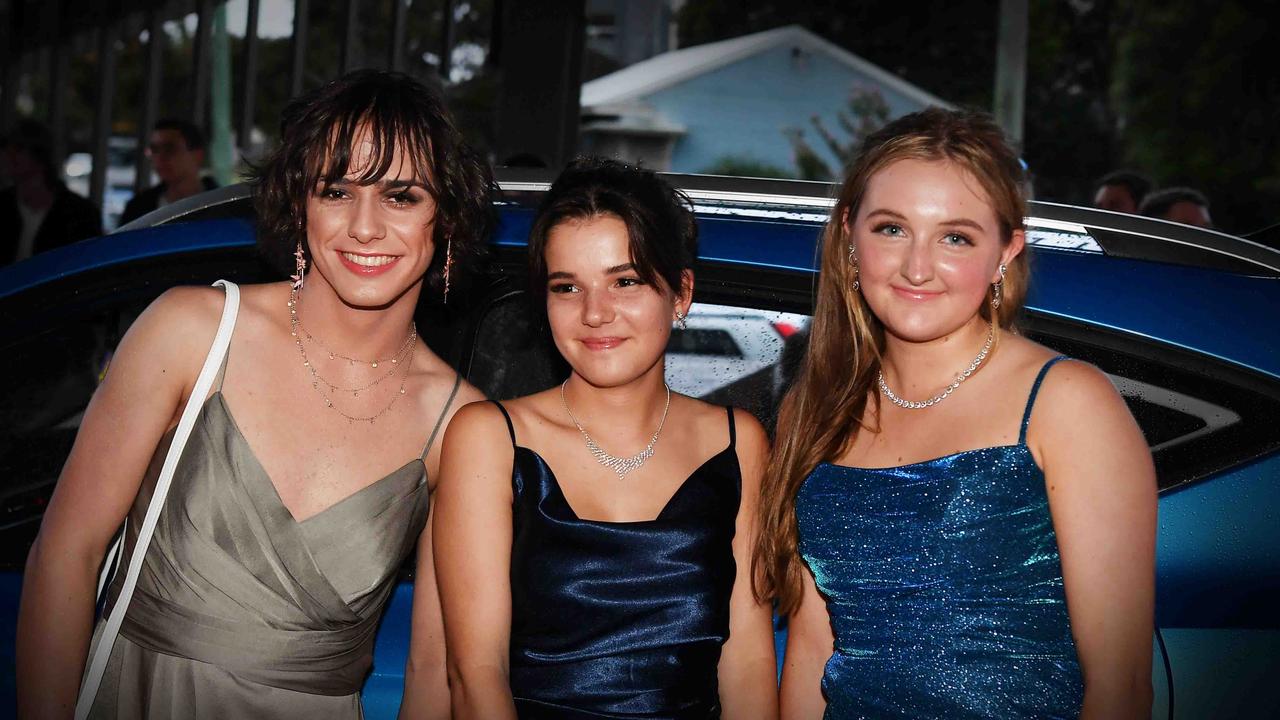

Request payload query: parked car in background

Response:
[1,177,1277,719]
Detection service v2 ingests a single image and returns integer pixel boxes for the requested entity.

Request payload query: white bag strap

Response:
[75,280,240,720]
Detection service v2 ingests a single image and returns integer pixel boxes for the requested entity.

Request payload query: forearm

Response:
[720,655,780,720]
[397,660,451,720]
[447,666,518,720]
[16,538,100,720]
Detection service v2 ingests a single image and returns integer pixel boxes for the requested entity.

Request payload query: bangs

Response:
[304,101,436,194]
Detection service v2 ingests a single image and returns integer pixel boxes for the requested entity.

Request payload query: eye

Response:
[317,186,348,200]
[386,190,421,206]
[942,232,972,246]
[548,282,579,294]
[873,222,905,237]
[615,276,645,288]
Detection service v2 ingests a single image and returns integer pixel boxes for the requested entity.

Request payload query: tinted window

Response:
[667,328,742,356]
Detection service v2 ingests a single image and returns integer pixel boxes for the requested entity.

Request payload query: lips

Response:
[338,251,401,276]
[891,286,944,301]
[580,337,626,350]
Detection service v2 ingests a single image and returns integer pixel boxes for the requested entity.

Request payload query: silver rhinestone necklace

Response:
[560,380,671,479]
[878,322,995,410]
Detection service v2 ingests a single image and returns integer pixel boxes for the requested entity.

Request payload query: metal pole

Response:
[136,9,163,193]
[340,0,360,73]
[388,0,407,72]
[439,0,455,81]
[192,0,213,125]
[47,0,70,168]
[90,16,119,211]
[238,0,260,153]
[289,0,310,97]
[993,0,1028,145]
[210,2,233,186]
[0,0,20,132]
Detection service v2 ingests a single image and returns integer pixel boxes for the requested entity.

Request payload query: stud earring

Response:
[992,263,1007,310]
[291,240,306,291]
[442,237,453,304]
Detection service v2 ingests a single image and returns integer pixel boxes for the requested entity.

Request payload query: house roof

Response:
[581,24,952,109]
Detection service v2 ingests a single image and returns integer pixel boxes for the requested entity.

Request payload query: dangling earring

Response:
[674,309,688,330]
[848,243,860,292]
[442,237,453,304]
[291,239,307,291]
[991,263,1007,310]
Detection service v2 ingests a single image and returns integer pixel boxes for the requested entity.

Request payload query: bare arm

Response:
[16,287,220,719]
[433,402,518,720]
[779,562,832,720]
[397,508,450,720]
[1033,361,1157,719]
[719,409,780,719]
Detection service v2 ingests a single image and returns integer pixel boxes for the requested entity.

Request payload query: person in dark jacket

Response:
[119,118,217,226]
[1,120,103,265]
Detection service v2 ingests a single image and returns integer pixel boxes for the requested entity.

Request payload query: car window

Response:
[667,328,742,357]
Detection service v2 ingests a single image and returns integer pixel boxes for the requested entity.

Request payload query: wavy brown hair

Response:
[250,69,496,297]
[753,107,1030,614]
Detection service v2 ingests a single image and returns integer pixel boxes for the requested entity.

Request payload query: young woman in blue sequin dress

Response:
[754,108,1157,719]
[433,158,778,719]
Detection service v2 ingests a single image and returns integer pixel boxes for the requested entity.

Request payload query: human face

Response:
[544,214,691,388]
[850,158,1023,344]
[303,134,438,308]
[1163,200,1213,229]
[1094,183,1137,214]
[147,129,203,185]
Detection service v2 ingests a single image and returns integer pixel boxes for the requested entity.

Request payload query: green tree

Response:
[784,86,890,181]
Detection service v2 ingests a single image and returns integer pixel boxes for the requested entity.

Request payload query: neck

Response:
[292,276,421,358]
[163,175,204,202]
[879,315,993,396]
[562,363,669,438]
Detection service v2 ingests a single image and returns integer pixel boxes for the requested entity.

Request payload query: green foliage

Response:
[700,155,795,179]
[784,86,890,181]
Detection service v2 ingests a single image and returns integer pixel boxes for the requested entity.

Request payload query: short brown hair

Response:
[251,70,496,296]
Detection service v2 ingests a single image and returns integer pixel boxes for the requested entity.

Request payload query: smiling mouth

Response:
[581,337,626,350]
[892,286,943,300]
[341,252,399,267]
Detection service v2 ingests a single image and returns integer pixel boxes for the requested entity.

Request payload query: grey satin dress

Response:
[86,371,460,719]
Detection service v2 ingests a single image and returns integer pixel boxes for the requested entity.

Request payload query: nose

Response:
[348,193,385,244]
[581,288,614,327]
[901,238,934,285]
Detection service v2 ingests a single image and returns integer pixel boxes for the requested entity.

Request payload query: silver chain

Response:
[560,380,671,479]
[878,322,995,410]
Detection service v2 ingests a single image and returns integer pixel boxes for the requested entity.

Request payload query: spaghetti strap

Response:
[422,372,463,458]
[725,407,736,447]
[213,285,237,393]
[490,399,516,447]
[1019,355,1069,445]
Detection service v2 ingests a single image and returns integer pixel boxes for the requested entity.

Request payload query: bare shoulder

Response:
[443,398,511,446]
[730,407,769,457]
[1032,357,1127,426]
[117,284,228,372]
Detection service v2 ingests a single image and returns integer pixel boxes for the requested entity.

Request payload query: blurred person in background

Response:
[1139,186,1213,229]
[1092,170,1152,214]
[1,119,103,265]
[118,118,218,226]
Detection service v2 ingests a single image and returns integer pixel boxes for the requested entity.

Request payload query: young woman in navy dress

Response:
[755,109,1157,719]
[433,158,778,719]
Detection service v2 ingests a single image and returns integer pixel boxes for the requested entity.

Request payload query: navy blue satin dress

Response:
[492,402,740,720]
[796,357,1084,719]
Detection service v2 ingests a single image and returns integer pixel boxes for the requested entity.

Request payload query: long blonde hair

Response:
[754,108,1030,614]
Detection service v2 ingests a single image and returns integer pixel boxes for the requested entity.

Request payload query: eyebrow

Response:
[545,263,636,282]
[323,178,424,191]
[864,208,986,231]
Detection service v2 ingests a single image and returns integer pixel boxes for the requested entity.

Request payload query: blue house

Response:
[580,25,952,177]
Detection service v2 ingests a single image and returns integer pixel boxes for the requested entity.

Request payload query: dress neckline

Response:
[211,391,424,524]
[819,443,1036,473]
[516,444,736,525]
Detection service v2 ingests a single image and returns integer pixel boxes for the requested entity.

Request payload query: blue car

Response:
[1,176,1277,719]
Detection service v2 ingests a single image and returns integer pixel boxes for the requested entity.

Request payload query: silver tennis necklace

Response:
[878,322,995,409]
[560,380,671,479]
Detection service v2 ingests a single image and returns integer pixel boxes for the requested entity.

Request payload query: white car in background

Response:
[664,302,808,398]
[63,137,153,232]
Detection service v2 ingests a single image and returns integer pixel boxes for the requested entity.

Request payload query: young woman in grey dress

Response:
[16,70,493,719]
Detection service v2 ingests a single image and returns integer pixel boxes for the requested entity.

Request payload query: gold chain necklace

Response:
[560,380,671,479]
[288,288,416,424]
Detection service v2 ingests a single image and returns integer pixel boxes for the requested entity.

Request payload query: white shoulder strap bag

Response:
[75,279,240,719]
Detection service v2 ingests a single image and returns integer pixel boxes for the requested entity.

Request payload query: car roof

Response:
[2,177,1278,380]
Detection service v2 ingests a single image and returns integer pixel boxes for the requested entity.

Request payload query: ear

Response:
[996,229,1026,281]
[841,206,852,236]
[675,269,695,317]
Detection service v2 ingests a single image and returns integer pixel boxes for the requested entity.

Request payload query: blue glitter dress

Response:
[796,356,1083,719]
[492,401,740,719]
